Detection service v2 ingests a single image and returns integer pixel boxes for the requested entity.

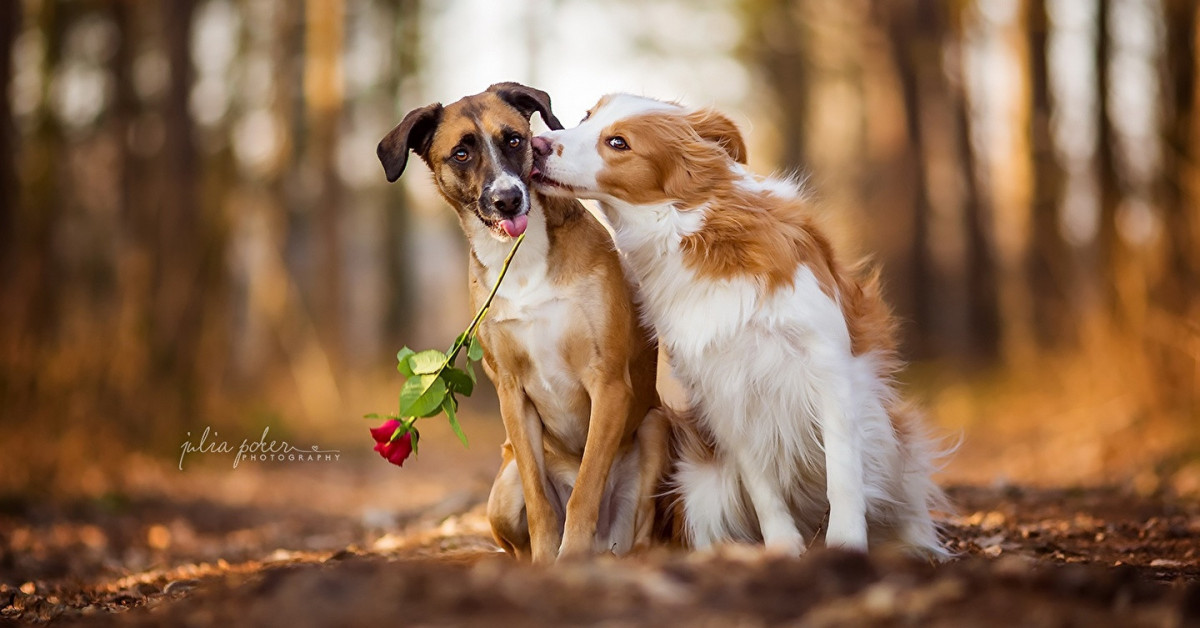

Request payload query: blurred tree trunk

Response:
[742,0,810,172]
[1095,0,1125,325]
[384,0,422,347]
[305,0,346,368]
[111,3,145,250]
[1158,0,1198,317]
[1026,0,1074,348]
[0,1,18,272]
[882,0,939,357]
[948,2,1001,362]
[1157,0,1199,410]
[157,0,196,348]
[19,3,69,340]
[154,0,204,411]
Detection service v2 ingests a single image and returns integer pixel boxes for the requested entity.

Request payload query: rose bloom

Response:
[370,419,414,467]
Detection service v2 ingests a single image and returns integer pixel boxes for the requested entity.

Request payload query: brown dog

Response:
[377,83,665,562]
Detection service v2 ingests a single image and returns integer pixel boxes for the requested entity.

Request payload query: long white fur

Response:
[537,94,948,558]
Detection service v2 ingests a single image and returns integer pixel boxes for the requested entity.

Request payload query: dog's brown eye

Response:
[453,148,469,162]
[507,136,521,149]
[607,136,629,151]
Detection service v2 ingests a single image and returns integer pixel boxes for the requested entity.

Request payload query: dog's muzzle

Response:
[482,177,529,237]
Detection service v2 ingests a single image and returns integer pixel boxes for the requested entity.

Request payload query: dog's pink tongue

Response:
[501,214,528,237]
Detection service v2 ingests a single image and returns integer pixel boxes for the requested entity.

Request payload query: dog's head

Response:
[531,94,746,209]
[378,82,564,240]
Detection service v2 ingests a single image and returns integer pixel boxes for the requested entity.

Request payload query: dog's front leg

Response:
[820,377,869,551]
[558,381,631,560]
[496,379,561,563]
[735,448,807,555]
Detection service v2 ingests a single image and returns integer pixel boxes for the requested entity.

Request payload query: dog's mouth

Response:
[530,162,575,193]
[476,210,528,239]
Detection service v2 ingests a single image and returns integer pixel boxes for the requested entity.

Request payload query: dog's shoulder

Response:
[539,195,620,274]
[539,193,589,231]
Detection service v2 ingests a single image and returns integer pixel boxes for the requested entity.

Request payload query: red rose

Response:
[370,419,414,467]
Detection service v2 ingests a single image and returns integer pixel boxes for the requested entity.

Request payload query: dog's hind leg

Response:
[593,407,668,555]
[487,443,530,559]
[819,377,870,552]
[891,408,953,560]
[630,407,668,552]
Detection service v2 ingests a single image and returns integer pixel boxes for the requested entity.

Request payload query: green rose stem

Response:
[449,230,528,367]
[367,232,527,456]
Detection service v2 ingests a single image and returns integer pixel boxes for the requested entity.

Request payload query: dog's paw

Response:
[824,522,869,552]
[529,534,563,564]
[556,537,593,562]
[530,543,559,564]
[763,530,808,557]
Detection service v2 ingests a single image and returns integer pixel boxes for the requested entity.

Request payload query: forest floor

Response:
[3,393,1200,626]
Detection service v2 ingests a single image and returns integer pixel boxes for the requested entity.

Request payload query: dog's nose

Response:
[531,136,552,157]
[490,186,524,215]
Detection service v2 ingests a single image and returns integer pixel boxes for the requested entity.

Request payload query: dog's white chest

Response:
[487,266,590,452]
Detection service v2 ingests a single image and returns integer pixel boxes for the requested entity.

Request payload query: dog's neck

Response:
[599,197,745,356]
[464,194,555,292]
[600,199,703,279]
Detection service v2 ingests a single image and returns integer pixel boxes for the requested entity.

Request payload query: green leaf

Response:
[466,359,477,383]
[409,349,448,375]
[410,428,420,455]
[389,425,406,442]
[467,335,483,361]
[398,374,447,417]
[396,347,416,377]
[443,395,468,448]
[442,367,474,397]
[450,331,468,356]
[418,395,446,418]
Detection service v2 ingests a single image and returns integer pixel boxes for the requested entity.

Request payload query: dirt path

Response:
[3,468,1198,626]
[2,402,1198,626]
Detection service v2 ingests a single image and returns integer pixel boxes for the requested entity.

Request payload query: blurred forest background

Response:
[0,0,1197,498]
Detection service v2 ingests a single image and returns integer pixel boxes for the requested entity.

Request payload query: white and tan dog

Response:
[531,94,949,558]
[378,84,665,562]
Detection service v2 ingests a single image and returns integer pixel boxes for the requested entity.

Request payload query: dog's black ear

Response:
[488,82,564,131]
[378,103,443,183]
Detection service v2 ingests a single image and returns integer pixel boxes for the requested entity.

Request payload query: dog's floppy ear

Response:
[686,109,747,164]
[488,82,564,131]
[378,103,443,183]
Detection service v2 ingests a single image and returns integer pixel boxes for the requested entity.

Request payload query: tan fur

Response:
[595,108,894,358]
[595,112,741,206]
[401,89,663,563]
[684,109,748,165]
[426,93,534,224]
[475,206,665,558]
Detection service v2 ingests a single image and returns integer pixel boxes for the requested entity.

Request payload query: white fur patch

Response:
[469,203,588,451]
